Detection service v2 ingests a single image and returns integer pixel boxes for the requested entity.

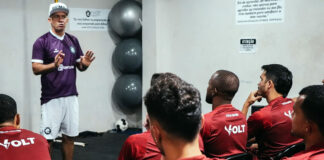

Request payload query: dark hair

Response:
[299,85,324,136]
[212,70,239,100]
[151,73,162,86]
[144,73,202,141]
[262,64,292,98]
[0,94,17,124]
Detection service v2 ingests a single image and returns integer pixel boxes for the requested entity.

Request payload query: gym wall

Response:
[0,0,142,132]
[142,0,324,123]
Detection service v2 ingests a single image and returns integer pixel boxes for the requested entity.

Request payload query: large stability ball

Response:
[112,39,142,74]
[112,74,142,111]
[108,0,142,37]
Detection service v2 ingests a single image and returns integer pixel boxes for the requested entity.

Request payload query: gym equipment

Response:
[108,0,142,37]
[112,74,142,111]
[112,38,142,74]
[115,118,128,132]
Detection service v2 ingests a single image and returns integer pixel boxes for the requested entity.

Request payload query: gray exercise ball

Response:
[112,74,142,111]
[112,39,142,74]
[108,0,142,37]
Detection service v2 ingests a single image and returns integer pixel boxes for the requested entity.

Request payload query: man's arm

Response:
[242,90,262,118]
[32,51,64,75]
[76,50,95,72]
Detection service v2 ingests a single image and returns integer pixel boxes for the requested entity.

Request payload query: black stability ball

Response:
[112,38,142,74]
[112,74,142,110]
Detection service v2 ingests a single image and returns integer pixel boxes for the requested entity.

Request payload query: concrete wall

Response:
[0,0,142,133]
[1,0,323,133]
[142,0,324,119]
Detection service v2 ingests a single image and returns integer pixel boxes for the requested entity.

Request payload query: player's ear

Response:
[200,114,204,129]
[14,114,20,129]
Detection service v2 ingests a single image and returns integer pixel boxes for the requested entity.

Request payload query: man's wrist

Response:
[244,101,252,108]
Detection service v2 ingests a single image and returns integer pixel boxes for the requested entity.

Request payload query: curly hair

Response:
[144,73,202,141]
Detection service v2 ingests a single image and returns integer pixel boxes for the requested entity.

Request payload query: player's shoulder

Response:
[309,149,324,160]
[249,105,271,121]
[37,32,51,41]
[34,32,52,45]
[65,32,79,41]
[126,132,148,143]
[277,98,294,107]
[20,129,47,140]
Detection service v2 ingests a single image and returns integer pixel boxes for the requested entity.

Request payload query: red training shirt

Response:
[281,144,324,160]
[0,126,50,160]
[118,131,161,160]
[179,154,226,160]
[247,97,303,159]
[200,104,247,158]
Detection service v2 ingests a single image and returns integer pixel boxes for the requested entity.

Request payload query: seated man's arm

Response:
[242,90,262,118]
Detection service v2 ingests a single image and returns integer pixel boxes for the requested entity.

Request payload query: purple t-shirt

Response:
[32,31,83,105]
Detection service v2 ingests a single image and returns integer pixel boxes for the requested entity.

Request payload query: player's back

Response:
[0,126,50,160]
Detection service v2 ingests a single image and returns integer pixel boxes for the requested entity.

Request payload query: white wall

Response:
[142,0,324,116]
[0,0,142,133]
[2,0,324,133]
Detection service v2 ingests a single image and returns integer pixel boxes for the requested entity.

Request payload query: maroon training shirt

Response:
[0,126,50,160]
[247,97,303,159]
[281,144,324,160]
[201,104,247,158]
[179,155,226,160]
[118,131,161,160]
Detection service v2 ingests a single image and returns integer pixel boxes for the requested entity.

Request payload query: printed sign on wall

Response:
[69,8,110,31]
[240,38,257,54]
[236,0,284,25]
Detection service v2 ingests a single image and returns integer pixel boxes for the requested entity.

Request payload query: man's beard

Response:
[205,95,212,104]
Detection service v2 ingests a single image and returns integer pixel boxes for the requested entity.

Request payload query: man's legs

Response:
[61,96,79,160]
[41,99,64,159]
[62,135,75,160]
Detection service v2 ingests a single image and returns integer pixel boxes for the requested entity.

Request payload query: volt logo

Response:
[284,110,293,119]
[0,137,35,149]
[224,125,246,135]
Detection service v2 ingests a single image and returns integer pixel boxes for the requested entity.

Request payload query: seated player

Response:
[118,73,163,160]
[118,114,161,160]
[0,94,51,160]
[201,70,247,158]
[282,85,324,160]
[144,72,225,160]
[241,64,302,159]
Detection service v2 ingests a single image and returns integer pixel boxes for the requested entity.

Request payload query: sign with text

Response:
[69,8,109,31]
[236,0,284,25]
[240,38,256,54]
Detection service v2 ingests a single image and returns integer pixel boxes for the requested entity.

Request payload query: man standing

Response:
[0,94,51,160]
[282,85,324,159]
[201,70,247,158]
[242,64,302,159]
[31,2,95,160]
[144,72,224,160]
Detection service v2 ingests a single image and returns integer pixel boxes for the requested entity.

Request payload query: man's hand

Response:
[80,50,95,67]
[322,79,324,85]
[246,90,263,106]
[54,50,65,68]
[242,90,262,118]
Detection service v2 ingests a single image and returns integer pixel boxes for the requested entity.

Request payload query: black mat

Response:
[52,128,142,160]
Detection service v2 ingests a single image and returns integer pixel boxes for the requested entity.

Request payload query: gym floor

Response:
[52,129,141,160]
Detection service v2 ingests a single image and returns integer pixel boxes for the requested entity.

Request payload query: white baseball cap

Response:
[48,2,69,17]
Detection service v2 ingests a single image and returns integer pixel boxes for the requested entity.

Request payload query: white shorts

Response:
[40,96,79,140]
